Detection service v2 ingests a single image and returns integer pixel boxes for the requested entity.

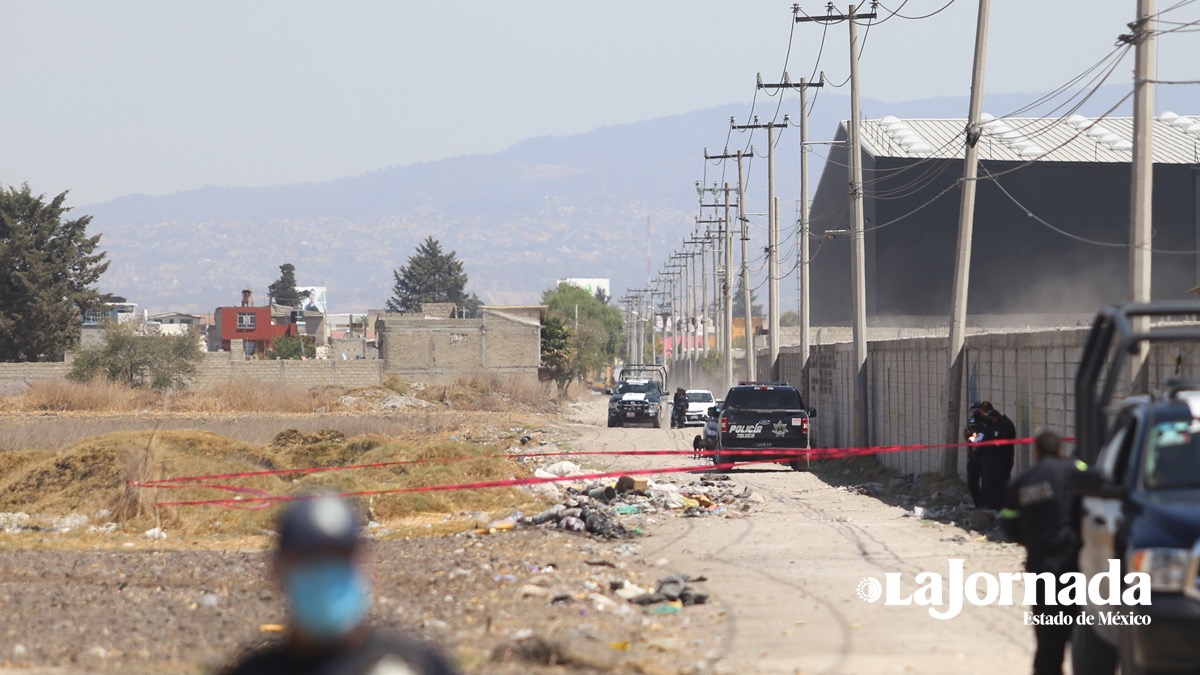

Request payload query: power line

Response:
[980,164,1200,255]
[876,0,957,21]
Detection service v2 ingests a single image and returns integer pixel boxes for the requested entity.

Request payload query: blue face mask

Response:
[285,558,371,642]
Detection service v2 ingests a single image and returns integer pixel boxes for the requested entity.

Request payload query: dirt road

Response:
[569,395,1036,674]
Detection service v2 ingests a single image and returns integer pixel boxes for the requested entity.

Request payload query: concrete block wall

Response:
[0,362,73,395]
[0,359,382,394]
[778,325,1200,480]
[189,359,383,389]
[378,312,541,384]
[484,321,541,369]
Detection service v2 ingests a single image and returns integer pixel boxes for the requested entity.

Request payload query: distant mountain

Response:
[84,84,1200,313]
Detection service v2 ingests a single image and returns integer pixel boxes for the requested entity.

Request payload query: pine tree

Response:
[386,236,472,313]
[0,184,109,361]
[731,275,763,319]
[268,263,307,307]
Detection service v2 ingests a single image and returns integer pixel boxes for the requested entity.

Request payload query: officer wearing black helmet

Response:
[220,495,458,675]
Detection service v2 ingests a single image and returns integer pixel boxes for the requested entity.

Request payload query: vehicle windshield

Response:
[687,391,714,403]
[618,381,657,395]
[1143,419,1200,489]
[723,387,804,410]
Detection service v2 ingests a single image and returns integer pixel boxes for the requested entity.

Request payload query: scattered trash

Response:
[519,584,549,598]
[629,575,709,606]
[143,527,167,540]
[200,592,219,608]
[0,512,32,532]
[615,475,649,493]
[543,461,583,477]
[648,602,683,615]
[558,516,586,532]
[586,485,617,502]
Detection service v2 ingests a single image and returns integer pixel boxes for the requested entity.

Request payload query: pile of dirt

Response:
[0,428,548,536]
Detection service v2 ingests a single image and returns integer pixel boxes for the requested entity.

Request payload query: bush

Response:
[266,335,316,360]
[69,322,203,389]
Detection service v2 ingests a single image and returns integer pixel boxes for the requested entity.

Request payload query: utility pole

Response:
[688,230,713,361]
[667,260,686,379]
[1130,0,1156,391]
[695,221,723,358]
[735,148,756,382]
[723,184,734,389]
[703,163,741,391]
[733,115,788,380]
[798,3,875,446]
[759,73,823,390]
[944,0,991,475]
[684,248,698,384]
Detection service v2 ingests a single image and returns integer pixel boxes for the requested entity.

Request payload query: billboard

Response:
[297,286,327,314]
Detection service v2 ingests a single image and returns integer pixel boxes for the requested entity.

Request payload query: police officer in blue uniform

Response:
[1001,431,1084,675]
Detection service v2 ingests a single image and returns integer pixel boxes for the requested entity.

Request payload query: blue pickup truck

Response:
[1069,302,1200,674]
[606,365,667,428]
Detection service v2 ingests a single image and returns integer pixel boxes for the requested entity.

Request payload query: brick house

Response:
[213,305,299,357]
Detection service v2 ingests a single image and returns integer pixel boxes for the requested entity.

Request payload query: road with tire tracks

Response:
[568,393,1039,674]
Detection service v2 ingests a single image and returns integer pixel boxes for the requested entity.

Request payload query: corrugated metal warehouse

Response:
[806,112,1200,324]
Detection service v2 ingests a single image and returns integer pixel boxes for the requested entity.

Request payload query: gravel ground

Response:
[0,530,721,674]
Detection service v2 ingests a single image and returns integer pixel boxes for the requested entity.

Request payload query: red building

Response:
[213,305,299,357]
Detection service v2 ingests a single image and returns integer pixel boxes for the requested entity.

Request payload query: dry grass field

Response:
[0,375,567,536]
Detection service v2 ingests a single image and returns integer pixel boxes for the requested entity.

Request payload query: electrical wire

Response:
[981,164,1200,255]
[977,89,1135,183]
[998,44,1130,122]
[875,0,957,21]
[1153,0,1200,19]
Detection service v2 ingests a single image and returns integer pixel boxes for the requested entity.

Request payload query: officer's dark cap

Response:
[277,495,361,557]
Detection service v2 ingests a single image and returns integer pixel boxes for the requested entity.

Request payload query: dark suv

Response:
[709,382,816,470]
[1070,303,1200,674]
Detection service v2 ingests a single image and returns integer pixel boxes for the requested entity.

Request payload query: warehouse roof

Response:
[856,112,1200,164]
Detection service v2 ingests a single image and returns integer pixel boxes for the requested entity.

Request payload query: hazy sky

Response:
[5,1,1197,205]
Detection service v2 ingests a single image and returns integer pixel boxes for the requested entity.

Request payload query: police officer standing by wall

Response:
[981,407,1017,509]
[963,401,995,508]
[1000,431,1082,675]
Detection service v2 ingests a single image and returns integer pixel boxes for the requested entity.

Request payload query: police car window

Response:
[725,388,802,409]
[618,382,654,394]
[1097,425,1127,479]
[687,392,714,403]
[1143,419,1200,489]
